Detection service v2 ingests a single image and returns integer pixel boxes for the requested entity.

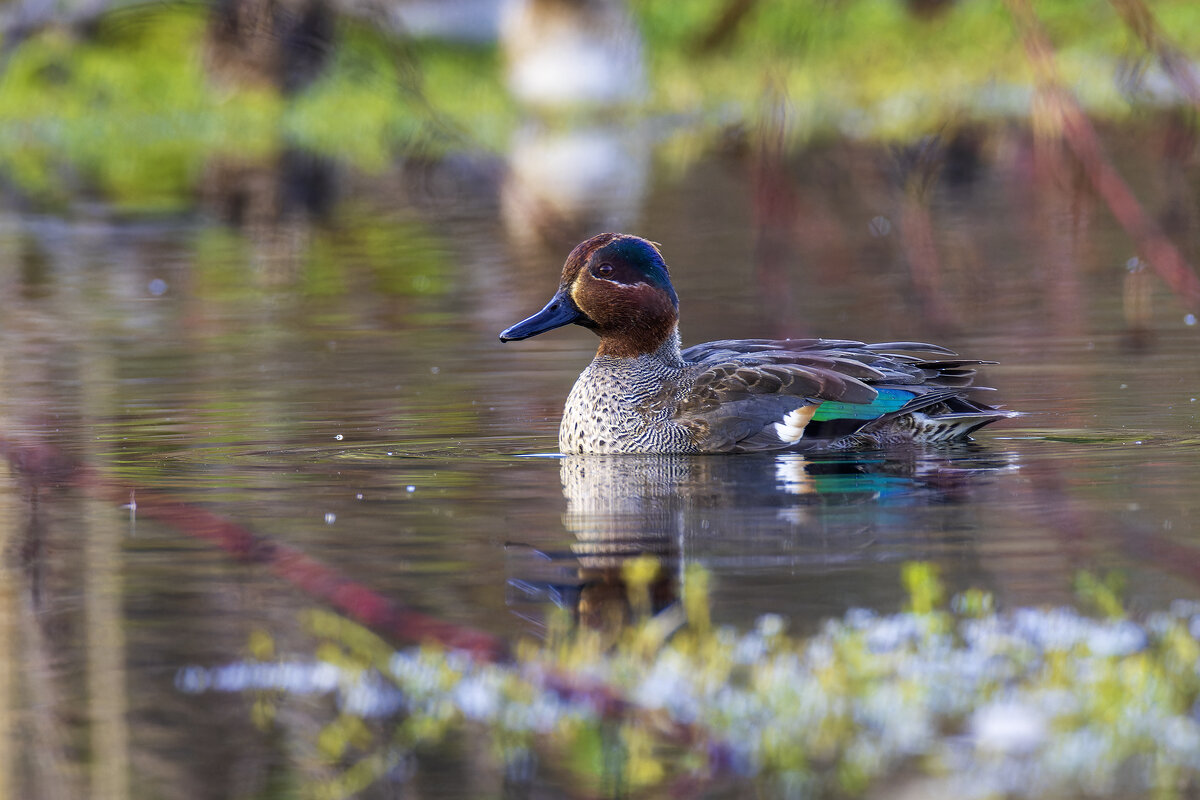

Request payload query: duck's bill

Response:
[499,291,586,342]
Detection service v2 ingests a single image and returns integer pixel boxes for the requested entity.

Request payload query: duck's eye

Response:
[596,263,614,277]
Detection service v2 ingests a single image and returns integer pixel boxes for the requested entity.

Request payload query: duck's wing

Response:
[677,339,1007,453]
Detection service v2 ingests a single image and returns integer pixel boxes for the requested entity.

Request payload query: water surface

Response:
[1,123,1199,796]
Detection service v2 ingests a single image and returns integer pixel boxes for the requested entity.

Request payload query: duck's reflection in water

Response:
[558,455,691,631]
[507,449,1017,632]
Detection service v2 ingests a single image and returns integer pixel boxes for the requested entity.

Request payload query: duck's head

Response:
[499,233,679,358]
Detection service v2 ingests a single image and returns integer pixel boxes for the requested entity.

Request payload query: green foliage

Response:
[632,0,1197,139]
[0,9,217,209]
[1076,570,1129,618]
[283,34,517,162]
[0,5,514,207]
[901,560,945,614]
[0,1,1196,205]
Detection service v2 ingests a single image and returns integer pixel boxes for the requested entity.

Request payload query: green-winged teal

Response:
[500,233,1016,454]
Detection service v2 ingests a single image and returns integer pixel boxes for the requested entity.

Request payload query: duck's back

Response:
[677,337,1014,453]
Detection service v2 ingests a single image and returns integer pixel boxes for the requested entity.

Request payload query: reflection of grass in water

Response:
[2,1,1198,206]
[285,35,516,165]
[0,8,275,209]
[635,0,1200,134]
[182,560,1200,798]
[0,6,514,206]
[190,212,452,302]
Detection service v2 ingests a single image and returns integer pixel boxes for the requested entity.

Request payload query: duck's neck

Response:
[596,328,684,366]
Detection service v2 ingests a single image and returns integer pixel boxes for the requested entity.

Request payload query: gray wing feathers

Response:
[681,345,887,453]
[675,337,1007,452]
[689,395,815,453]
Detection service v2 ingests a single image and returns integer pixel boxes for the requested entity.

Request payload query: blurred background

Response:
[1,0,1200,797]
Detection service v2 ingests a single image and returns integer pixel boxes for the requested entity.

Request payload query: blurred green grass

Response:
[0,0,1195,207]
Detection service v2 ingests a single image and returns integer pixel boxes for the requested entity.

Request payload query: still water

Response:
[1,123,1199,796]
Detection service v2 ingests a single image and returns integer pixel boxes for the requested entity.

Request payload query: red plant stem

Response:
[0,436,509,662]
[120,491,512,661]
[1007,0,1200,311]
[0,436,730,771]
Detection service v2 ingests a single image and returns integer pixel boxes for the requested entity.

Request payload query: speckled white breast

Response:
[557,337,698,455]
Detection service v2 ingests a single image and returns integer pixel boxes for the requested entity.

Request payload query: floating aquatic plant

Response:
[178,562,1200,797]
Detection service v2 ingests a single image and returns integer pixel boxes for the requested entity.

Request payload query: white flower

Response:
[971,700,1047,755]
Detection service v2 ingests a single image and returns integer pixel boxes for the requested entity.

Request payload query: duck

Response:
[499,233,1016,454]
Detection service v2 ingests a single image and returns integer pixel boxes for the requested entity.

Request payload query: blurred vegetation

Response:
[0,0,1196,207]
[636,0,1200,131]
[189,560,1200,798]
[0,4,515,209]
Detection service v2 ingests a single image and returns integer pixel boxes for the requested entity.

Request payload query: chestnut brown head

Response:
[500,234,679,358]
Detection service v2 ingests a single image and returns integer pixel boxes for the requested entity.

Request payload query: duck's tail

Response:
[849,389,1019,445]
